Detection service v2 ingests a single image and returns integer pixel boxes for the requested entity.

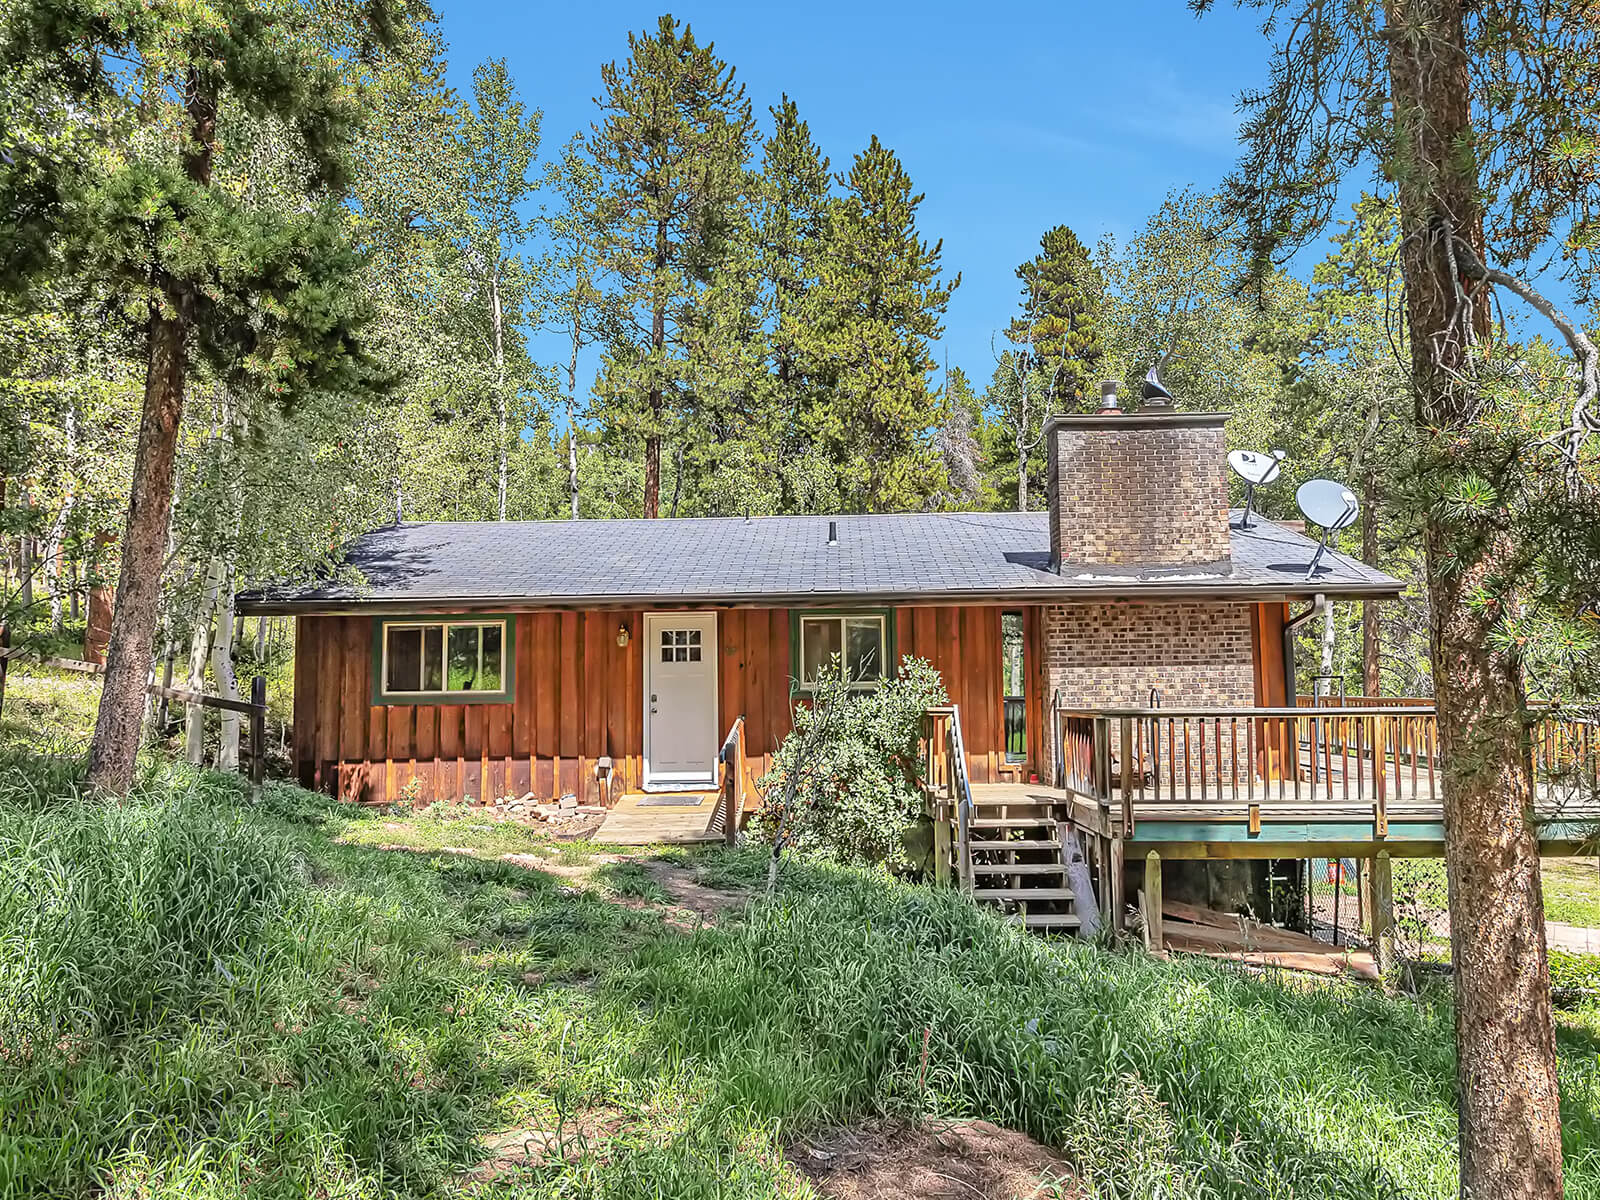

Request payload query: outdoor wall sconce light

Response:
[616,623,631,648]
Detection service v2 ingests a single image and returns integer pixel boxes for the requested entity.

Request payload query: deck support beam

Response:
[1144,850,1163,952]
[1366,850,1394,974]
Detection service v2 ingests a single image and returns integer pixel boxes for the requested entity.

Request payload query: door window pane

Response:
[448,625,481,691]
[845,618,884,684]
[386,627,423,692]
[479,624,502,690]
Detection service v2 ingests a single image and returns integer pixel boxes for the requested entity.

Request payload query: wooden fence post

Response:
[249,674,266,802]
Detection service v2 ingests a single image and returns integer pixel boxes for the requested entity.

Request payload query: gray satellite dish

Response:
[1228,449,1286,530]
[1296,479,1360,580]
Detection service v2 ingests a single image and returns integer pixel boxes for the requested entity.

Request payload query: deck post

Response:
[1110,835,1125,931]
[933,808,951,887]
[1370,850,1394,974]
[1144,850,1163,952]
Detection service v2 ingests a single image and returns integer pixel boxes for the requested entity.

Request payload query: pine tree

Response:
[0,0,401,791]
[757,96,832,509]
[1009,224,1104,406]
[805,136,958,513]
[586,14,755,518]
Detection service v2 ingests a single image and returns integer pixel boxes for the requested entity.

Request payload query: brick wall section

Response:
[1043,600,1256,710]
[1046,411,1232,568]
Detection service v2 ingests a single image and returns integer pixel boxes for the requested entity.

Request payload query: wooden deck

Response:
[596,792,723,845]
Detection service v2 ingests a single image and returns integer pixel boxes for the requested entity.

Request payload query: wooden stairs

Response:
[965,792,1082,932]
[924,705,1087,935]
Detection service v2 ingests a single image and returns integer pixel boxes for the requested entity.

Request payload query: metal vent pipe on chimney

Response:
[827,520,838,545]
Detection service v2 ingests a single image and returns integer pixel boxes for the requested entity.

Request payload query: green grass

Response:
[0,666,101,752]
[1545,859,1600,927]
[4,752,1600,1198]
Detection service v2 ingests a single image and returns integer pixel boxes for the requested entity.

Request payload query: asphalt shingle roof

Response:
[239,510,1403,613]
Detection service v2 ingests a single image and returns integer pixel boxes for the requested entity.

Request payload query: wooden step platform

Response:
[596,792,722,845]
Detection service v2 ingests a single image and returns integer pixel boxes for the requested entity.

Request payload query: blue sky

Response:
[435,1,1317,391]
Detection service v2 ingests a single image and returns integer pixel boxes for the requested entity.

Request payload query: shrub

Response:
[0,761,299,1048]
[753,655,945,872]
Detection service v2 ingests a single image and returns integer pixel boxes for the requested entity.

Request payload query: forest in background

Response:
[0,6,1590,722]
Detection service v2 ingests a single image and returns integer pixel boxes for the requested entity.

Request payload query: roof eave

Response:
[237,579,1404,616]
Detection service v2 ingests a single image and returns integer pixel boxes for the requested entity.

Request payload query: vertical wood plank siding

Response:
[294,603,1251,806]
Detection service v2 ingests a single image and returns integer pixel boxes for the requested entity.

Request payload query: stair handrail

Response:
[945,704,975,893]
[717,714,746,847]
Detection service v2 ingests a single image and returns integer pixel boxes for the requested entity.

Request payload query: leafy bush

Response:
[0,759,299,1047]
[753,655,945,869]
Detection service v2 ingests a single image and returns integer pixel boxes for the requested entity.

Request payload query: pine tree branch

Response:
[1451,234,1600,470]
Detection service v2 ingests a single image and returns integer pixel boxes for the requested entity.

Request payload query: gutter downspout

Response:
[1282,593,1327,703]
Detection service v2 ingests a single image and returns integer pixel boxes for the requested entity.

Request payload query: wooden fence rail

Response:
[0,631,268,800]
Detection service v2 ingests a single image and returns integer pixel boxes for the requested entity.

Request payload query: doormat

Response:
[636,795,706,807]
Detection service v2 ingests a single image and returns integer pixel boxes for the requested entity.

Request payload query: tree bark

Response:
[1386,3,1564,1195]
[85,308,189,790]
[86,67,216,793]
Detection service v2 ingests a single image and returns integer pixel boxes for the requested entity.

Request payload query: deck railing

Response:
[1054,704,1599,836]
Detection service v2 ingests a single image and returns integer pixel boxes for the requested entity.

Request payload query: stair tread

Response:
[972,887,1077,901]
[969,837,1060,849]
[970,862,1065,875]
[970,818,1057,828]
[1018,913,1083,928]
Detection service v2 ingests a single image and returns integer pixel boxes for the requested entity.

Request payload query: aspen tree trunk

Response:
[254,616,266,658]
[1016,433,1029,513]
[45,400,77,632]
[87,69,217,793]
[490,267,509,521]
[184,557,223,764]
[567,323,581,520]
[212,576,239,770]
[1361,468,1381,695]
[1385,2,1563,1194]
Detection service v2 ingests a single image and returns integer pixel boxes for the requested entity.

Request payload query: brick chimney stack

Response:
[1046,381,1232,571]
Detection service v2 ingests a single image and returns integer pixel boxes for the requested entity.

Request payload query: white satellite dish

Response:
[1296,479,1360,580]
[1228,449,1286,530]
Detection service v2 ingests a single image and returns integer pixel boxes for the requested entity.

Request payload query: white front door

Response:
[643,613,719,789]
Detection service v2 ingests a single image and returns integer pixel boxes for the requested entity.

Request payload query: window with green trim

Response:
[374,617,513,704]
[794,611,891,690]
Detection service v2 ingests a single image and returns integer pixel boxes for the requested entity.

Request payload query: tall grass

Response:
[2,747,1599,1198]
[0,760,297,1047]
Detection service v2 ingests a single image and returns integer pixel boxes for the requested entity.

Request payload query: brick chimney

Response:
[1046,381,1231,571]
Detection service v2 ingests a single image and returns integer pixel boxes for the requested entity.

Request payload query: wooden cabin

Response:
[239,401,1404,818]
